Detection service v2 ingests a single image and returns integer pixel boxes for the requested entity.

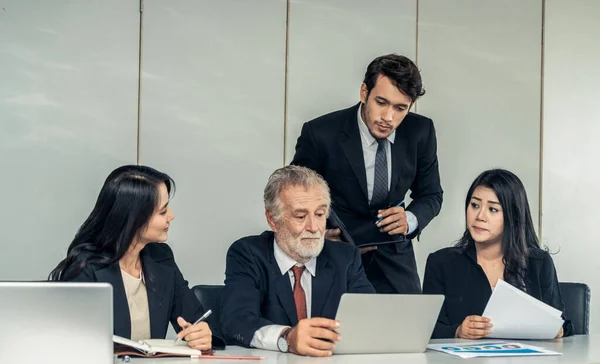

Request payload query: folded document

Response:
[482,279,564,339]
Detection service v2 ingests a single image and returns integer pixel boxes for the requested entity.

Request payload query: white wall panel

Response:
[542,0,600,334]
[417,0,543,279]
[0,0,139,279]
[285,0,417,162]
[139,0,287,285]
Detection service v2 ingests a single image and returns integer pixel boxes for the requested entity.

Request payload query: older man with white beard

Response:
[220,165,375,357]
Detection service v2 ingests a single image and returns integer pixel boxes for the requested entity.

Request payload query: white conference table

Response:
[127,335,600,363]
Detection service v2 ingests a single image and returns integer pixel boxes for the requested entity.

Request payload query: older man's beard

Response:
[277,225,325,261]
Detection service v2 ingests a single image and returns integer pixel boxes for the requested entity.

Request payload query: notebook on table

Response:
[114,336,204,358]
[114,336,265,360]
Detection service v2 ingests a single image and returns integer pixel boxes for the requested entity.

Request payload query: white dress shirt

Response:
[356,107,418,234]
[249,240,317,351]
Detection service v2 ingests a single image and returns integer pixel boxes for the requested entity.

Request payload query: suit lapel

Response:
[268,241,298,325]
[275,274,298,325]
[311,257,336,318]
[390,122,409,196]
[141,251,171,339]
[341,104,368,200]
[465,243,478,264]
[95,263,131,338]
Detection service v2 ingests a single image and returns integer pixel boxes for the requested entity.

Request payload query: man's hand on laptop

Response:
[287,318,341,357]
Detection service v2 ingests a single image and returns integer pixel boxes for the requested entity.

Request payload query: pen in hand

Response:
[376,201,405,223]
[174,309,212,343]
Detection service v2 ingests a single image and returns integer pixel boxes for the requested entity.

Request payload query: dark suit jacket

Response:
[69,243,224,347]
[220,231,375,347]
[291,103,443,244]
[423,244,574,338]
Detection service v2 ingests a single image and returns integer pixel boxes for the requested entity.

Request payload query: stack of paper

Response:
[427,342,561,358]
[482,279,564,339]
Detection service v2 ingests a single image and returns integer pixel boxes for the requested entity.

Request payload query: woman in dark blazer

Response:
[49,165,223,350]
[423,169,573,339]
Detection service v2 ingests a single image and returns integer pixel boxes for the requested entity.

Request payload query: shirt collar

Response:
[357,105,396,146]
[273,238,317,277]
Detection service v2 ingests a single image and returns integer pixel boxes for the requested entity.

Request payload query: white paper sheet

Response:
[482,279,564,339]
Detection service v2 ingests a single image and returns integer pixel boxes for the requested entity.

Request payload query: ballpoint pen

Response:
[376,200,405,223]
[174,309,212,343]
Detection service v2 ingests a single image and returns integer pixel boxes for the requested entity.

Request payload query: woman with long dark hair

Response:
[50,165,222,350]
[423,169,573,339]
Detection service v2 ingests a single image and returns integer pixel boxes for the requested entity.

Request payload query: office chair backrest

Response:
[192,284,225,334]
[559,282,590,335]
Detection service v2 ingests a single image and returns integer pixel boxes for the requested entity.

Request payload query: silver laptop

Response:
[333,293,443,354]
[0,282,114,364]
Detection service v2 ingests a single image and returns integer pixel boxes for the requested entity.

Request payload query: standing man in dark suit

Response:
[220,165,375,357]
[291,54,443,294]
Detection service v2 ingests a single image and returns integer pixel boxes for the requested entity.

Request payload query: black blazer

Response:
[220,231,375,347]
[422,244,574,338]
[291,103,443,243]
[69,243,225,347]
